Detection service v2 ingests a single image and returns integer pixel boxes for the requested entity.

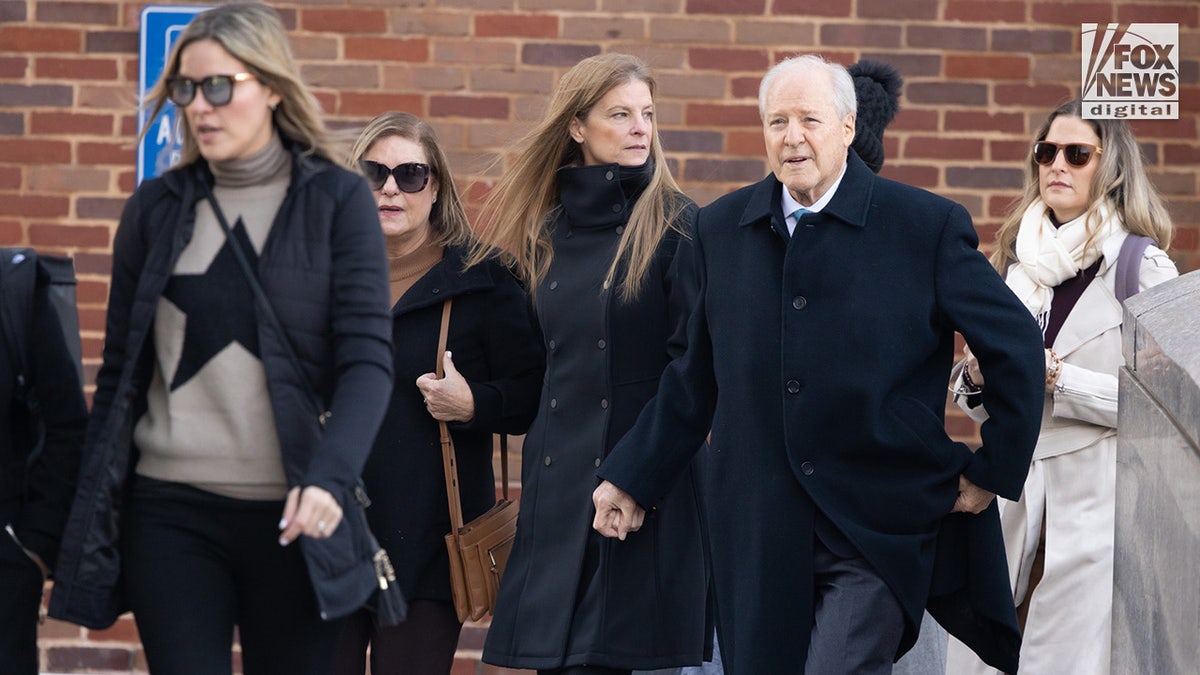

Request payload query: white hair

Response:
[758,54,857,121]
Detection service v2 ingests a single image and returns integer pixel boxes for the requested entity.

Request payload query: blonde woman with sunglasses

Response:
[329,111,543,675]
[470,53,710,675]
[946,99,1177,675]
[47,4,396,672]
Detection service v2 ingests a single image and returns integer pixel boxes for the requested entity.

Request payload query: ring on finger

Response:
[317,520,327,533]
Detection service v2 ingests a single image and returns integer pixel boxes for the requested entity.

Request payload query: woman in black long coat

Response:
[470,54,709,675]
[330,111,544,675]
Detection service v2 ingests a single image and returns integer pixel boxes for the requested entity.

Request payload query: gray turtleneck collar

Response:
[209,131,290,188]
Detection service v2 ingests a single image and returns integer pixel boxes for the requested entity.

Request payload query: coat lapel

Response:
[737,173,784,235]
[390,246,495,316]
[1050,234,1125,358]
[821,150,873,230]
[738,150,875,240]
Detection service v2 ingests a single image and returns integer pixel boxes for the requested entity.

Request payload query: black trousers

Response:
[330,599,463,675]
[121,479,342,675]
[0,528,43,675]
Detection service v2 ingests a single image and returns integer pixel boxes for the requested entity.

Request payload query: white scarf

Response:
[1006,199,1120,328]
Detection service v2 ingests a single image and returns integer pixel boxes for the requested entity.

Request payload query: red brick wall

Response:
[3,1,1197,672]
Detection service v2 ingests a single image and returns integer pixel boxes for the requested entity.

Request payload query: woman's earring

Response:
[269,102,278,111]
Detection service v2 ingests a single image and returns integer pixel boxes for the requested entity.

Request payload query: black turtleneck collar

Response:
[556,160,653,230]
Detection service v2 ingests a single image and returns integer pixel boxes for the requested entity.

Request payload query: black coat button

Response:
[548,339,556,350]
[545,456,553,466]
[786,379,801,394]
[801,461,814,475]
[600,398,609,409]
[549,280,558,290]
[792,296,807,310]
[597,339,606,349]
[550,398,558,409]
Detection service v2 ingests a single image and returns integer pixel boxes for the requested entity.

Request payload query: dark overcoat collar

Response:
[557,160,653,230]
[390,244,497,316]
[737,149,876,233]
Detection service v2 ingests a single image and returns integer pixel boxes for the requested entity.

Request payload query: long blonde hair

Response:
[348,111,473,248]
[469,53,687,301]
[140,2,333,167]
[992,99,1174,272]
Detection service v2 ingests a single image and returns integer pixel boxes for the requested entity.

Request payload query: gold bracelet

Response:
[1045,349,1063,389]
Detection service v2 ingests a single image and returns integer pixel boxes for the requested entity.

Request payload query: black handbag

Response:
[205,190,406,626]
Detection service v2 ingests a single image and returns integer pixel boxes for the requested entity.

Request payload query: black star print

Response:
[162,219,260,391]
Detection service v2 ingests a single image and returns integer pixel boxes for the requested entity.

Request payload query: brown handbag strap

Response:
[436,299,466,536]
[436,299,511,542]
[498,434,509,501]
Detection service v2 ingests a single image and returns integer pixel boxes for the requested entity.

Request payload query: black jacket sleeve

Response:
[598,206,718,508]
[16,275,87,570]
[934,203,1044,500]
[460,264,545,435]
[303,172,394,496]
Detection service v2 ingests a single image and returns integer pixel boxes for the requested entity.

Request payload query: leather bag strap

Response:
[436,299,511,541]
[498,434,509,502]
[436,299,465,535]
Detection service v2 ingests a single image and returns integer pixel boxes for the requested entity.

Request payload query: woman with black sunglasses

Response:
[328,111,543,675]
[47,4,396,673]
[945,99,1177,675]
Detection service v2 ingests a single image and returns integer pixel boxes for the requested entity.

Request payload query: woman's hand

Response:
[278,486,343,546]
[415,351,476,423]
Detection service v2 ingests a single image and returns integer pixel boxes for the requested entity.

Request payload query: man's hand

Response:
[951,474,996,514]
[592,480,645,541]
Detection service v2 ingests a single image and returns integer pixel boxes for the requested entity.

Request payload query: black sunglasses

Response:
[358,160,431,193]
[166,73,257,108]
[1032,141,1102,168]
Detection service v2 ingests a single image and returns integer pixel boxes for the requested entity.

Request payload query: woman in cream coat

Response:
[946,100,1177,675]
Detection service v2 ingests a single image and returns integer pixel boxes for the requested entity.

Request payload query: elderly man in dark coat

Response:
[593,54,1045,674]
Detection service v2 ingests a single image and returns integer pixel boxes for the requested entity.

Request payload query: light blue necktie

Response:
[789,207,810,235]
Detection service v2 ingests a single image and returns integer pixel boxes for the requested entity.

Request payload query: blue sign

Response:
[137,5,209,184]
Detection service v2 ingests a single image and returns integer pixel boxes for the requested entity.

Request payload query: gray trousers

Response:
[635,627,724,675]
[893,612,948,675]
[805,527,906,674]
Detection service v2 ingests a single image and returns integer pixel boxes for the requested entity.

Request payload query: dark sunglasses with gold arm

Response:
[1032,141,1102,167]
